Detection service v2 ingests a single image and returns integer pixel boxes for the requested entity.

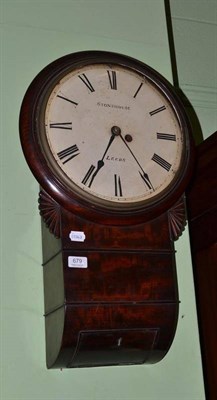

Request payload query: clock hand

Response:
[87,129,117,187]
[119,134,154,191]
[138,171,154,191]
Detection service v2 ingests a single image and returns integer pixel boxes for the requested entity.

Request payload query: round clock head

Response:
[20,51,193,224]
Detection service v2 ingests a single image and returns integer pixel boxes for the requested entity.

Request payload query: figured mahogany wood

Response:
[39,190,61,238]
[168,196,186,241]
[39,190,187,247]
[187,131,217,399]
[62,251,177,303]
[42,204,181,368]
[45,304,178,368]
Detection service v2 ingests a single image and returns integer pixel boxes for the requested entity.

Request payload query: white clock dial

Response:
[41,63,184,209]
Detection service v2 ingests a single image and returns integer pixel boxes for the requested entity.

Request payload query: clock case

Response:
[20,51,194,368]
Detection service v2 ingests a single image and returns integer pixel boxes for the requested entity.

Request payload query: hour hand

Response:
[82,129,117,188]
[82,160,104,187]
[88,160,104,187]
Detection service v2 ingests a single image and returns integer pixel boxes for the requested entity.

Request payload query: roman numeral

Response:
[152,153,171,171]
[157,133,176,141]
[114,174,123,196]
[57,95,78,106]
[78,74,95,92]
[149,105,166,116]
[49,122,72,130]
[82,165,95,186]
[57,145,80,164]
[133,82,143,98]
[107,70,117,90]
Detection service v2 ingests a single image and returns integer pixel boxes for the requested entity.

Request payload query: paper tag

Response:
[68,256,88,268]
[69,231,86,242]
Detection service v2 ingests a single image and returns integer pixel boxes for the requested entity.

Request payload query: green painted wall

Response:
[170,0,217,139]
[1,1,205,399]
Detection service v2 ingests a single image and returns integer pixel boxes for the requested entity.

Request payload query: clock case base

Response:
[40,190,186,369]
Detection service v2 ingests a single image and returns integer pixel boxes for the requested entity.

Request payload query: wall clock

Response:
[20,51,194,368]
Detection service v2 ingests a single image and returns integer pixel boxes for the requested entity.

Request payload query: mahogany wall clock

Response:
[20,51,194,368]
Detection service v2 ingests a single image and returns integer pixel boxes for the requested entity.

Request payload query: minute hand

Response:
[119,134,154,191]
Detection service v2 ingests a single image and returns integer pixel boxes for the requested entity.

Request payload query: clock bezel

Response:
[19,50,194,225]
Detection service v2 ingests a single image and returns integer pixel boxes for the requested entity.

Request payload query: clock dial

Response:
[41,64,184,209]
[20,51,193,222]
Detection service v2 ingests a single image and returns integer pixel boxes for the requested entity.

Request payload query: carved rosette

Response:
[168,196,187,241]
[38,190,61,238]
